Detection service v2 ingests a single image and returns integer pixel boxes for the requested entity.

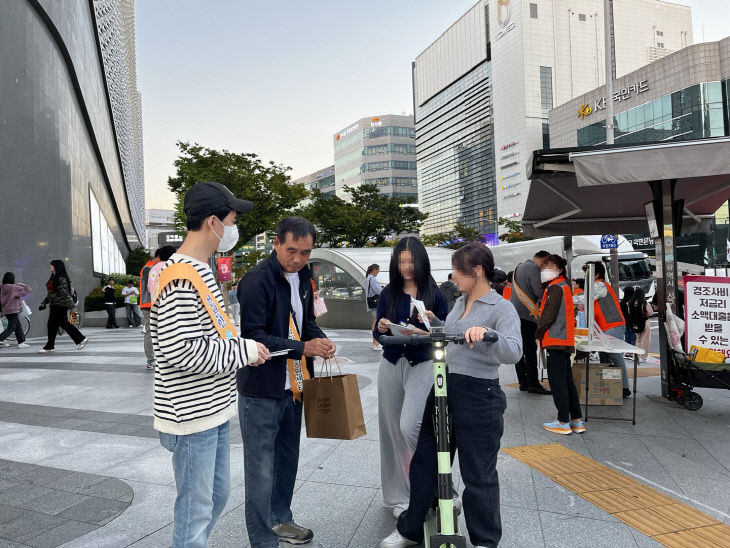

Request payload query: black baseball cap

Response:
[183,182,253,219]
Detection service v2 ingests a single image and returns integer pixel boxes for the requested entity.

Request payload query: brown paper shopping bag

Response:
[303,358,366,440]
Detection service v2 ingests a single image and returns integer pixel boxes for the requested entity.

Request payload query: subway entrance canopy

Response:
[525,137,730,398]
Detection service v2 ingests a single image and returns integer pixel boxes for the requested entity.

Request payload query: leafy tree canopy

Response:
[498,217,533,243]
[125,246,151,275]
[421,223,490,249]
[167,142,308,248]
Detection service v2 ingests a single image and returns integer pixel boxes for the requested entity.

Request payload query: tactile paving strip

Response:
[502,444,730,546]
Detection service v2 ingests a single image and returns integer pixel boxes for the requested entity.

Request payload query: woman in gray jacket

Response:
[381,243,522,548]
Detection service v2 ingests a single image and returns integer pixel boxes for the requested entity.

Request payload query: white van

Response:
[489,235,655,299]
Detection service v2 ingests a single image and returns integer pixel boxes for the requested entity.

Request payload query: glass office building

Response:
[577,80,730,146]
[333,115,417,200]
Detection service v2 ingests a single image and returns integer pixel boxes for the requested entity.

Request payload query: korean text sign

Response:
[684,275,730,359]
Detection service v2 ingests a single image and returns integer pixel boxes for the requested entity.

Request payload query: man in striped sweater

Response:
[151,182,270,548]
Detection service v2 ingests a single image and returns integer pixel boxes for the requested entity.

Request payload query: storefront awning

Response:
[523,138,730,237]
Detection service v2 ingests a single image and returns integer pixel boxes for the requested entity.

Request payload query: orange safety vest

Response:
[540,277,575,347]
[139,259,156,309]
[502,283,512,301]
[594,279,625,331]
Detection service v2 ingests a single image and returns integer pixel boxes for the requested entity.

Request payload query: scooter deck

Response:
[423,508,466,548]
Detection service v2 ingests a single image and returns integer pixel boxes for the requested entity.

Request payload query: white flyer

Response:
[410,297,431,331]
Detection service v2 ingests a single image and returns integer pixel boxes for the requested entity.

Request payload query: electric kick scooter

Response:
[381,326,498,548]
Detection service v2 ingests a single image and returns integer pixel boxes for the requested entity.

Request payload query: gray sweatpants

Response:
[142,309,155,366]
[377,356,434,508]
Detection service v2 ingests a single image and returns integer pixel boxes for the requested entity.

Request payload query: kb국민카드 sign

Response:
[684,275,730,359]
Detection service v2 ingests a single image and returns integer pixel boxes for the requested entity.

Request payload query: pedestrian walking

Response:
[628,287,653,361]
[380,243,522,548]
[121,281,142,328]
[236,216,336,548]
[581,262,632,398]
[439,273,461,311]
[621,286,636,346]
[502,271,513,300]
[151,182,268,548]
[510,251,552,394]
[140,246,176,369]
[536,255,584,436]
[38,260,87,353]
[374,236,448,518]
[366,264,383,350]
[228,280,240,326]
[103,278,119,329]
[0,272,31,348]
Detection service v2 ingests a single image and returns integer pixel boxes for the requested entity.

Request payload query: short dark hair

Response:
[452,243,496,282]
[507,271,513,283]
[157,246,177,262]
[534,250,550,259]
[126,280,133,284]
[2,272,15,285]
[574,278,585,290]
[447,273,453,280]
[108,277,115,283]
[582,261,606,279]
[277,216,316,245]
[544,254,568,279]
[186,206,234,231]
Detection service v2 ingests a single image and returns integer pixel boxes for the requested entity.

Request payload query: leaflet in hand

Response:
[387,322,424,336]
[410,297,431,330]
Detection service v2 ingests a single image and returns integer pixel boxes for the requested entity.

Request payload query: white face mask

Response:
[213,217,239,252]
[541,269,559,283]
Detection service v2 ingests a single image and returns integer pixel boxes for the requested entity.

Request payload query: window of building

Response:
[657,42,664,48]
[578,13,586,21]
[656,30,663,36]
[539,66,553,118]
[529,3,538,18]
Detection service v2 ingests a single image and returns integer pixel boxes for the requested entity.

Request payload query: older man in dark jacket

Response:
[510,250,552,394]
[237,217,335,548]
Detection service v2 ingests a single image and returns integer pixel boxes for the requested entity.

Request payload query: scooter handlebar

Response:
[379,330,498,346]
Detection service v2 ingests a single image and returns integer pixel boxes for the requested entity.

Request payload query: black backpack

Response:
[628,302,647,334]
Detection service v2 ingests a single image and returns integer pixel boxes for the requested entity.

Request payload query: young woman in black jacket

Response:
[38,260,87,353]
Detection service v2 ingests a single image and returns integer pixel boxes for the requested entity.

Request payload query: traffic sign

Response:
[600,234,618,249]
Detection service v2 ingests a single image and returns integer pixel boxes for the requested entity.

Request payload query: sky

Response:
[135,0,730,211]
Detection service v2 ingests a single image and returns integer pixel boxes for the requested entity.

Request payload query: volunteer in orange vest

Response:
[582,261,631,398]
[536,255,584,435]
[139,246,176,370]
[502,271,513,301]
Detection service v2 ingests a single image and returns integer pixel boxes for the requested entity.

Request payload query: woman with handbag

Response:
[0,272,32,349]
[629,287,653,361]
[38,260,88,353]
[366,263,383,350]
[374,239,448,518]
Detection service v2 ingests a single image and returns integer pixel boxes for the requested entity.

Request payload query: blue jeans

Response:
[239,394,302,548]
[624,326,637,346]
[398,374,506,547]
[159,421,230,548]
[600,325,630,389]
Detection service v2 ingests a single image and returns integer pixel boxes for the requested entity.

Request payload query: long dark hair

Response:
[630,287,647,308]
[2,272,14,285]
[48,260,71,291]
[386,237,437,321]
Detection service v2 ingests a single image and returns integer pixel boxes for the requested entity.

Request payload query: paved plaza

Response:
[0,325,728,547]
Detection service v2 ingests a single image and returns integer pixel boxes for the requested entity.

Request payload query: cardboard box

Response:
[572,363,623,406]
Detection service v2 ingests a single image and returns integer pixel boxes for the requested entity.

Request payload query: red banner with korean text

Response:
[216,256,233,282]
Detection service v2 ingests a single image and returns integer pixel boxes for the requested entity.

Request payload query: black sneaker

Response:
[623,388,632,398]
[273,521,314,545]
[527,384,552,395]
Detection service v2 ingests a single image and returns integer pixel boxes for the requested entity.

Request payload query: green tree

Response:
[420,223,489,249]
[125,246,151,275]
[298,184,427,247]
[498,217,533,243]
[167,142,308,247]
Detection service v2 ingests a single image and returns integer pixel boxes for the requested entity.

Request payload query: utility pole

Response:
[604,0,620,294]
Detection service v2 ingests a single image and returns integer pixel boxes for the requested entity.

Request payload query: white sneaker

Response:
[0,342,10,348]
[371,343,381,351]
[380,529,416,548]
[38,348,55,354]
[392,504,408,519]
[17,343,30,348]
[77,338,89,350]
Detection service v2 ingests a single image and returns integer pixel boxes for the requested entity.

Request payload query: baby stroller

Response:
[669,348,730,411]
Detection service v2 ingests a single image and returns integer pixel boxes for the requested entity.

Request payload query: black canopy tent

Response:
[524,137,730,397]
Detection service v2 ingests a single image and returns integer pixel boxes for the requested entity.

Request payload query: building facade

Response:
[414,0,692,235]
[290,165,336,203]
[549,38,730,148]
[333,115,417,200]
[146,209,177,252]
[0,0,144,334]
